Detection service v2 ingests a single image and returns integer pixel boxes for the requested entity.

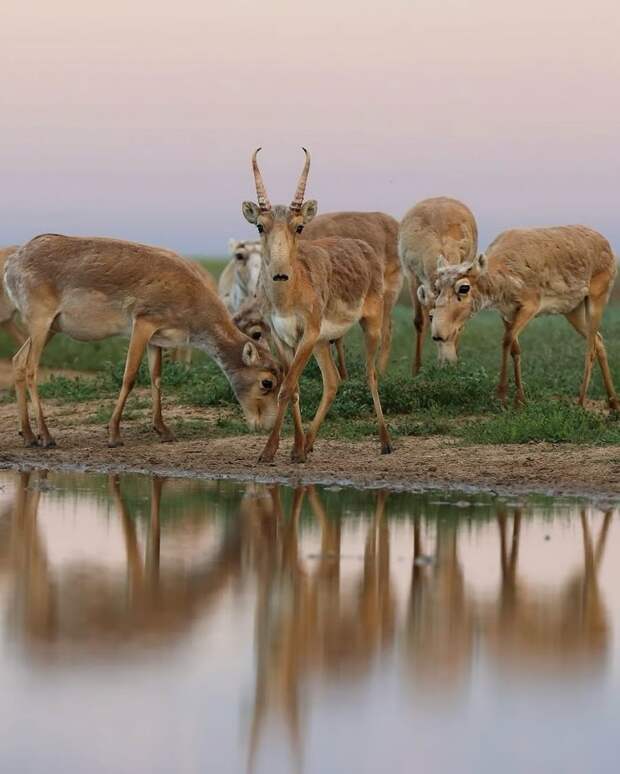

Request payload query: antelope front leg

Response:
[411,277,427,376]
[258,329,319,464]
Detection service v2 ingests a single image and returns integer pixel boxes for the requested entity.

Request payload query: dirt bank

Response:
[1,397,619,500]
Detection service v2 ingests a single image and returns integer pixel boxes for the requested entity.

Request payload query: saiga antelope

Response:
[4,235,282,448]
[398,197,478,372]
[242,148,393,463]
[232,208,403,380]
[0,247,26,349]
[430,226,619,409]
[218,238,262,314]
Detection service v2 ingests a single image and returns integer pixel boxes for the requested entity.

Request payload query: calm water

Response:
[0,470,618,774]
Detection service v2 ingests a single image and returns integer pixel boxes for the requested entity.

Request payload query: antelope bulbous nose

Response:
[432,334,446,342]
[272,273,289,282]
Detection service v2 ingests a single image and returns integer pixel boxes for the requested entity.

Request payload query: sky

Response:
[1,0,619,255]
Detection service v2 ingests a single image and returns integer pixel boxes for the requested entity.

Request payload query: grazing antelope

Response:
[303,211,402,373]
[4,235,282,448]
[0,247,26,348]
[398,197,478,372]
[242,148,393,463]
[218,238,262,313]
[430,226,619,409]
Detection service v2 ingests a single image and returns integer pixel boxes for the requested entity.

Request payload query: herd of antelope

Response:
[1,148,618,460]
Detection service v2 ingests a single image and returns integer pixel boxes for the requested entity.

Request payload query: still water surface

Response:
[0,470,617,774]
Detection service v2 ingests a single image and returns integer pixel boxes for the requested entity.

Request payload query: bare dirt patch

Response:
[1,397,619,500]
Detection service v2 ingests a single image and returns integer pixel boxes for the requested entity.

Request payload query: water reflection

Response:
[0,470,617,774]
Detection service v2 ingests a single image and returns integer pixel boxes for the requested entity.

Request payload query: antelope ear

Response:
[417,285,427,305]
[436,254,448,271]
[470,253,487,275]
[242,201,261,225]
[228,238,237,254]
[301,199,318,223]
[242,340,260,366]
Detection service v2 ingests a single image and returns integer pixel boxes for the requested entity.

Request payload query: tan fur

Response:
[431,225,619,409]
[169,260,217,364]
[398,197,478,372]
[243,149,393,463]
[218,239,262,313]
[303,211,403,372]
[4,234,282,448]
[0,246,26,348]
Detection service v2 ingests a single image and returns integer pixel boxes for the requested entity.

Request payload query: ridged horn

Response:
[289,147,311,212]
[252,148,271,212]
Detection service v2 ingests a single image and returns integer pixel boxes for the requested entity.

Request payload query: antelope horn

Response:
[251,148,272,212]
[290,147,311,212]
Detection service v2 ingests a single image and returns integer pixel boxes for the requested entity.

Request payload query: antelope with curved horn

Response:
[4,236,282,448]
[242,148,393,463]
[0,247,26,349]
[398,197,478,372]
[430,226,619,409]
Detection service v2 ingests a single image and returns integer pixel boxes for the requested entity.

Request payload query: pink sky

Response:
[1,0,619,254]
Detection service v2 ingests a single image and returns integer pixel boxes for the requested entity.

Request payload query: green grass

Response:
[2,259,620,446]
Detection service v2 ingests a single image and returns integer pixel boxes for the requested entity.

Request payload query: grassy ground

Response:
[2,258,620,446]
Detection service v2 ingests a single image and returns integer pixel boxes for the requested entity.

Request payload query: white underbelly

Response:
[152,328,190,348]
[319,318,353,341]
[271,313,300,348]
[537,293,582,316]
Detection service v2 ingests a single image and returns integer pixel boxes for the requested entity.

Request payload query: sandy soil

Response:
[1,392,619,500]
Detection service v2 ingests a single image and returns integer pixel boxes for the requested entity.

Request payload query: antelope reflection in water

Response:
[246,486,395,773]
[403,515,474,695]
[486,506,612,676]
[1,472,244,655]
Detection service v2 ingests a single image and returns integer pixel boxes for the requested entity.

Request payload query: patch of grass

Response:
[459,400,620,445]
[39,374,113,402]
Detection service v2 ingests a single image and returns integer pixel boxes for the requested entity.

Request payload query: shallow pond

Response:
[0,469,617,774]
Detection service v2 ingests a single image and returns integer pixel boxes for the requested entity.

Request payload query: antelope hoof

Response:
[40,437,57,449]
[107,438,124,448]
[304,438,315,455]
[609,398,620,413]
[155,427,176,443]
[381,441,393,455]
[258,447,276,464]
[290,447,306,464]
[21,435,39,448]
[514,395,526,408]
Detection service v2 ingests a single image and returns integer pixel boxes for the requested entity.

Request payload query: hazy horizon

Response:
[2,0,619,255]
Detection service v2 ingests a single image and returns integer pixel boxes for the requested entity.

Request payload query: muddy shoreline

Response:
[1,429,619,502]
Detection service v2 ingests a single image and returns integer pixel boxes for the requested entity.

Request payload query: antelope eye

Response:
[261,378,273,390]
[457,284,470,295]
[252,331,262,341]
[296,224,304,234]
[257,224,264,233]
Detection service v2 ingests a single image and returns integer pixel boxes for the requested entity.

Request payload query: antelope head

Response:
[228,238,262,293]
[230,339,283,432]
[242,148,318,284]
[426,254,488,364]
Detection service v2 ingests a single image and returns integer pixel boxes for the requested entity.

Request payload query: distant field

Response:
[2,257,620,446]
